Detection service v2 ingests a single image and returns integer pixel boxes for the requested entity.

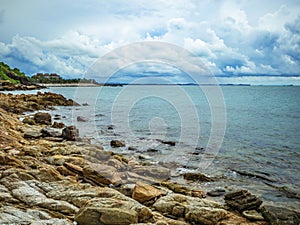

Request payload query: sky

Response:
[0,0,300,84]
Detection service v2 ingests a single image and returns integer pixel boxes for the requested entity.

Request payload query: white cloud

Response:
[0,0,299,83]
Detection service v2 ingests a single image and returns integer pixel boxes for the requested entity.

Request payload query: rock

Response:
[34,112,52,125]
[261,205,300,225]
[82,163,123,186]
[52,122,65,128]
[132,181,163,203]
[128,146,138,151]
[62,126,79,141]
[22,116,36,125]
[207,189,226,197]
[111,139,126,148]
[191,190,206,198]
[161,182,191,195]
[74,195,153,225]
[0,206,70,225]
[146,148,160,153]
[77,116,88,122]
[43,137,64,142]
[242,210,265,221]
[107,125,115,130]
[119,184,136,197]
[23,128,42,139]
[224,189,262,212]
[161,140,176,146]
[82,103,89,106]
[183,172,214,182]
[132,165,170,180]
[41,127,61,137]
[153,193,227,224]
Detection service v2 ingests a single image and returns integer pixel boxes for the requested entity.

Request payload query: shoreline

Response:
[0,92,299,224]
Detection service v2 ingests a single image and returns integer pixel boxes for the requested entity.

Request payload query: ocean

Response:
[21,85,300,209]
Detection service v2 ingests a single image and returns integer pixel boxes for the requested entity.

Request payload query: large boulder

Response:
[74,195,153,225]
[34,112,52,125]
[82,163,123,186]
[132,182,162,204]
[62,126,79,141]
[153,193,227,224]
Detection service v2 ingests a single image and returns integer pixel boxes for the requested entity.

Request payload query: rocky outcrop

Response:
[0,92,273,225]
[224,189,262,212]
[261,205,300,225]
[153,193,227,225]
[0,92,79,114]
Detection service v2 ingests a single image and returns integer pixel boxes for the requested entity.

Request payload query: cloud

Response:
[0,0,300,83]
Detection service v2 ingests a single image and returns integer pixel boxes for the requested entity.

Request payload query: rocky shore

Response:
[0,92,299,225]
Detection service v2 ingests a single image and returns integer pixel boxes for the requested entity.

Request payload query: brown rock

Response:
[83,163,123,186]
[224,189,262,212]
[183,172,214,182]
[132,181,163,203]
[34,112,52,125]
[111,139,126,148]
[62,126,79,141]
[52,122,65,128]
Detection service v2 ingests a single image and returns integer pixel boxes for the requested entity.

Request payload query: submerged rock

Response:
[183,172,214,182]
[77,116,88,122]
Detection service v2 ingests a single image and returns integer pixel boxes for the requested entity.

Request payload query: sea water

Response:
[31,85,300,209]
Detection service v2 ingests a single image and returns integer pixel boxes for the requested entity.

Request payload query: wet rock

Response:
[132,181,163,203]
[207,189,226,197]
[110,139,126,148]
[77,116,88,122]
[107,125,114,130]
[261,205,300,225]
[34,112,52,125]
[119,183,136,197]
[128,146,138,151]
[242,210,265,221]
[161,140,176,146]
[133,165,170,180]
[153,193,227,224]
[161,181,191,195]
[41,127,61,137]
[52,121,65,128]
[82,103,89,106]
[224,189,262,212]
[183,172,214,182]
[62,126,79,141]
[146,148,160,153]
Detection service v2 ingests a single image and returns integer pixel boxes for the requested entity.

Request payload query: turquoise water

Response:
[25,85,300,209]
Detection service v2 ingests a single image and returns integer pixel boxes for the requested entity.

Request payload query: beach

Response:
[0,89,299,224]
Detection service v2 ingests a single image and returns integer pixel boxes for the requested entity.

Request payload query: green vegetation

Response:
[0,62,30,84]
[31,73,98,84]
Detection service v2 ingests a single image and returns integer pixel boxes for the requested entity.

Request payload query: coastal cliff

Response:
[0,92,298,225]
